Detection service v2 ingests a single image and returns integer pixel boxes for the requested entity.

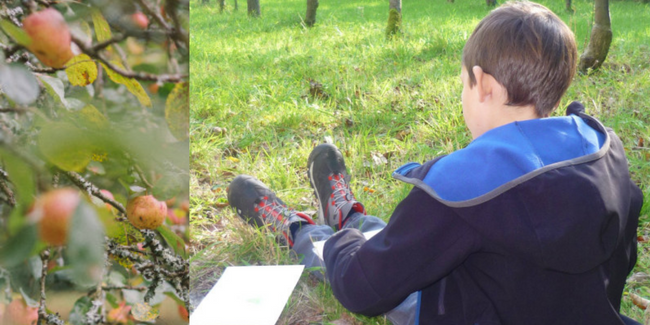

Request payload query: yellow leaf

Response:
[165,82,189,140]
[65,54,98,86]
[227,157,239,163]
[38,122,93,172]
[91,9,111,43]
[131,303,159,322]
[76,104,109,129]
[100,61,152,107]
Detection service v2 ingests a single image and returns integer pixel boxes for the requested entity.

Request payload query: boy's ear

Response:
[472,65,490,103]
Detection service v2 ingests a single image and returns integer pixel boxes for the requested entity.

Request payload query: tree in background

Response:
[0,0,190,323]
[579,0,612,72]
[248,0,261,16]
[305,0,319,27]
[386,0,402,38]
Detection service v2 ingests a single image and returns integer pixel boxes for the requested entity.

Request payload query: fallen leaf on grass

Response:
[629,292,649,310]
[363,186,376,193]
[371,152,388,166]
[638,235,649,243]
[215,198,229,208]
[227,156,239,163]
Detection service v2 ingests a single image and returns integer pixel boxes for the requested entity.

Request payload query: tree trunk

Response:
[486,0,497,6]
[565,0,573,12]
[305,0,319,27]
[386,0,402,38]
[247,0,260,17]
[218,0,225,12]
[234,0,238,10]
[578,0,612,73]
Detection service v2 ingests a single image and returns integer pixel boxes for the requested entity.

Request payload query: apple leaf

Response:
[101,61,152,107]
[0,64,39,105]
[65,54,98,87]
[37,74,67,106]
[0,224,37,268]
[0,149,35,208]
[69,296,93,325]
[152,173,183,201]
[37,122,93,172]
[165,82,189,140]
[67,201,106,287]
[131,302,159,322]
[0,20,31,46]
[91,9,112,43]
[73,105,109,130]
[156,225,188,259]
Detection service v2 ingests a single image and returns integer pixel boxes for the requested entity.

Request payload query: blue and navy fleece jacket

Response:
[323,111,643,325]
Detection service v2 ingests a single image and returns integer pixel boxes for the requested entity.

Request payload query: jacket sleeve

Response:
[323,186,480,316]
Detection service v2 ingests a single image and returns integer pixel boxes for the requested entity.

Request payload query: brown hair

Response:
[462,1,577,117]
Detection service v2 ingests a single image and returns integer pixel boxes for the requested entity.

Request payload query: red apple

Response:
[30,188,81,246]
[2,298,38,325]
[22,8,73,68]
[126,195,167,229]
[131,12,149,30]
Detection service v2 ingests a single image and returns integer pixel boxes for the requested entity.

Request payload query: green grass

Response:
[189,0,650,322]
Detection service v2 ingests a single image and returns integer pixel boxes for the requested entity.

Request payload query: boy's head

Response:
[462,1,577,118]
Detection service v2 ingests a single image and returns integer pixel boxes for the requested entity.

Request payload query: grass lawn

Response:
[189,0,650,323]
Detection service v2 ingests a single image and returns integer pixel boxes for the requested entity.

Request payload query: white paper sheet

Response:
[190,265,305,325]
[312,229,382,260]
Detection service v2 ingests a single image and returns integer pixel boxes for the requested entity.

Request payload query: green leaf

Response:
[156,225,187,259]
[0,20,31,46]
[72,104,109,130]
[0,64,39,105]
[0,225,37,268]
[152,173,183,201]
[69,296,93,325]
[37,74,66,106]
[0,148,35,208]
[165,82,189,141]
[65,54,98,87]
[37,122,93,172]
[101,61,152,107]
[66,201,106,287]
[20,287,38,307]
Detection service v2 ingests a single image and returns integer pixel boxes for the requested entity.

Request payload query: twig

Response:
[71,34,186,83]
[37,249,64,325]
[102,285,147,291]
[134,163,154,189]
[0,107,28,114]
[0,167,16,207]
[62,171,128,221]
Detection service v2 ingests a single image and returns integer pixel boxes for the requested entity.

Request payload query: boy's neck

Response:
[488,104,540,132]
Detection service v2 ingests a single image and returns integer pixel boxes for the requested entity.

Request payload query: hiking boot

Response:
[227,175,315,247]
[307,144,366,229]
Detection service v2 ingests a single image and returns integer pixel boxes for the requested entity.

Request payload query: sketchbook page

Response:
[190,265,305,325]
[312,229,382,260]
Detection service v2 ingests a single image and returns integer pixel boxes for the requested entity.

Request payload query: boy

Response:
[227,1,643,324]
